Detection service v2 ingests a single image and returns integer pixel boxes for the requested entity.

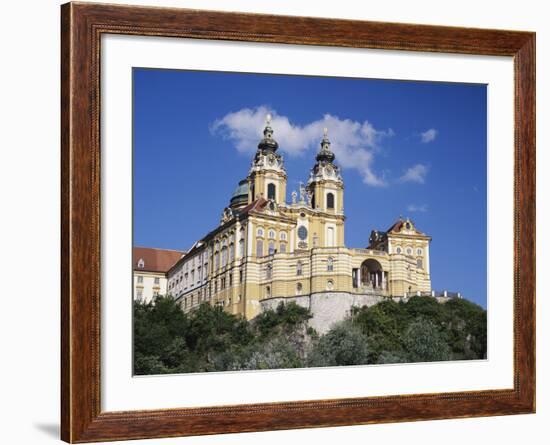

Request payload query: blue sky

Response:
[133,68,487,308]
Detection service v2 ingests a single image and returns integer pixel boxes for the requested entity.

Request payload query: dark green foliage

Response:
[403,318,451,362]
[134,295,487,374]
[350,300,408,363]
[308,321,370,367]
[350,296,487,364]
[134,298,313,374]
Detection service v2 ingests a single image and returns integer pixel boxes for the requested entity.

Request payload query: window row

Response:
[136,276,160,285]
[256,228,288,241]
[256,239,288,257]
[394,246,423,256]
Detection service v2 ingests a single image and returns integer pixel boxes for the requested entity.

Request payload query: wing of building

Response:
[133,247,186,302]
[167,116,432,332]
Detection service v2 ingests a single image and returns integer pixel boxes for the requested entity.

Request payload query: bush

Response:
[133,295,486,374]
[403,318,451,362]
[308,321,370,367]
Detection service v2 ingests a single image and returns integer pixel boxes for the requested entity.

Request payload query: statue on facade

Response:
[291,190,297,204]
[299,182,306,204]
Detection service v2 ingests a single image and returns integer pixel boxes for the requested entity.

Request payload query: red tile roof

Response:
[133,247,186,273]
[239,197,268,215]
[387,220,405,233]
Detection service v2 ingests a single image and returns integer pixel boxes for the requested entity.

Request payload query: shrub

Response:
[308,321,370,367]
[403,318,451,362]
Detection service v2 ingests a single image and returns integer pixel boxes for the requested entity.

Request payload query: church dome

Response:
[230,179,249,209]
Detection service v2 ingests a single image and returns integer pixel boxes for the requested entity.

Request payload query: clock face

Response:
[297,226,308,240]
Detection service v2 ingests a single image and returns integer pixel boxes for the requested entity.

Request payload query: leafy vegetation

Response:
[134,296,486,375]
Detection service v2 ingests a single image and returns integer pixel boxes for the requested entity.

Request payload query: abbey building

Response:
[167,115,433,332]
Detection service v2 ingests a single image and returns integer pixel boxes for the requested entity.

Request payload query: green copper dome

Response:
[230,179,249,209]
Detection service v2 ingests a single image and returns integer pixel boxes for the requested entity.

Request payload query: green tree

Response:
[403,318,451,362]
[350,300,408,362]
[308,321,370,367]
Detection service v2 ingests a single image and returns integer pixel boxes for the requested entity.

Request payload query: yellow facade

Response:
[167,117,432,323]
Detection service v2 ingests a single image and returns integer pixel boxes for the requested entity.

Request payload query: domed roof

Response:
[257,113,279,152]
[316,128,335,163]
[230,179,249,209]
[231,179,249,198]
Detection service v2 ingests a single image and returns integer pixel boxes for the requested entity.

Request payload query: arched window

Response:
[296,261,303,276]
[296,282,303,295]
[266,264,272,280]
[311,193,316,209]
[280,232,287,241]
[229,243,235,261]
[256,239,263,257]
[221,247,227,266]
[268,229,275,239]
[266,286,271,297]
[417,258,423,269]
[416,248,423,256]
[396,247,402,254]
[267,183,276,201]
[327,257,334,272]
[238,238,245,257]
[327,192,335,209]
[257,228,264,237]
[406,247,413,255]
[268,242,275,255]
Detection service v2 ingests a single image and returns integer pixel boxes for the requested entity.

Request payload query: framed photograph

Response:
[61,2,535,442]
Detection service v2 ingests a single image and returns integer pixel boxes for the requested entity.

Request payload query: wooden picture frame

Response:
[61,2,535,442]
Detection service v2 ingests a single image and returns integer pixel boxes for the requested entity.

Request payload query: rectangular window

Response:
[154,277,160,284]
[279,243,286,253]
[327,227,335,247]
[239,270,243,283]
[229,273,233,286]
[256,239,263,257]
[137,275,143,284]
[352,268,358,288]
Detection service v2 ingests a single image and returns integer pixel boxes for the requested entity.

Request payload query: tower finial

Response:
[316,127,335,163]
[257,112,278,151]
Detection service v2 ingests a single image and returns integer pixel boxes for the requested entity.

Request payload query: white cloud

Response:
[420,128,438,143]
[407,204,428,213]
[211,106,394,187]
[399,164,429,184]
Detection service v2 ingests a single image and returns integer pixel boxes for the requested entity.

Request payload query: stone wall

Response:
[260,292,385,334]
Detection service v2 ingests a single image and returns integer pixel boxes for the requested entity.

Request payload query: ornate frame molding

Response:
[61,2,535,442]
